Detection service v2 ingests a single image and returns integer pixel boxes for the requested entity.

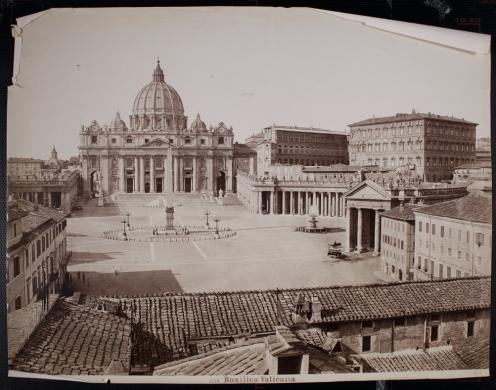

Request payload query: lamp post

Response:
[126,211,131,228]
[213,216,220,235]
[204,209,211,228]
[121,219,127,240]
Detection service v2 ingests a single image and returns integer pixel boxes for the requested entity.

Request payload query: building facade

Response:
[8,147,80,211]
[348,111,477,182]
[413,196,492,280]
[256,125,348,174]
[79,61,234,199]
[380,205,417,281]
[6,200,69,312]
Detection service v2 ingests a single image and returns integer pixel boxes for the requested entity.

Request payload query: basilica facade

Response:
[79,61,234,199]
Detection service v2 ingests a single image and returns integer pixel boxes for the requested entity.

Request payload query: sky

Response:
[8,7,491,159]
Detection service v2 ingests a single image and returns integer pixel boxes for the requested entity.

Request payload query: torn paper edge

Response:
[11,10,50,86]
[324,10,490,55]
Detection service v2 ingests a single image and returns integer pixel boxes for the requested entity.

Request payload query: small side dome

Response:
[109,111,128,131]
[190,113,206,131]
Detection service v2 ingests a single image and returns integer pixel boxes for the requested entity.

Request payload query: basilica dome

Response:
[132,61,184,117]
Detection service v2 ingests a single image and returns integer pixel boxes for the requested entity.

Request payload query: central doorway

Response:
[184,177,192,193]
[145,182,150,193]
[156,178,163,193]
[126,178,133,193]
[216,171,226,196]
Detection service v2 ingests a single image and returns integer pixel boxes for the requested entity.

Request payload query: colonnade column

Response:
[258,191,262,214]
[345,207,353,252]
[150,157,155,193]
[134,157,139,192]
[139,156,145,192]
[341,194,345,217]
[356,208,363,252]
[282,191,286,215]
[179,157,183,192]
[297,192,301,215]
[48,192,52,208]
[226,157,233,192]
[270,191,275,215]
[206,157,213,194]
[374,209,381,256]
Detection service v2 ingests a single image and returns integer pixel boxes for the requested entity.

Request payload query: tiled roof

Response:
[302,164,359,172]
[117,277,489,367]
[16,200,68,223]
[12,299,131,375]
[153,338,267,376]
[348,112,477,127]
[266,125,347,136]
[360,347,468,372]
[414,196,492,224]
[381,205,419,221]
[453,337,490,369]
[153,328,355,376]
[8,157,44,163]
[7,207,28,222]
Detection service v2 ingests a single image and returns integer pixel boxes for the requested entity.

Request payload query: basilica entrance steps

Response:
[113,192,216,207]
[220,193,244,206]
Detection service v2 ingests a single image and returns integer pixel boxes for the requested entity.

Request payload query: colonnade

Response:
[253,189,345,217]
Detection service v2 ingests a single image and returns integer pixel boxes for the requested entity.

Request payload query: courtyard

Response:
[66,195,383,295]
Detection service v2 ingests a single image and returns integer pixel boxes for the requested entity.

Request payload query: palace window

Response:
[467,321,475,337]
[126,137,133,144]
[476,233,484,246]
[200,139,205,145]
[91,135,98,144]
[144,139,149,144]
[362,336,371,352]
[13,256,20,278]
[430,325,439,342]
[184,138,191,145]
[218,137,224,145]
[112,138,116,144]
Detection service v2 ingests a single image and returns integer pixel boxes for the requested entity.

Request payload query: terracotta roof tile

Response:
[381,205,419,221]
[414,196,492,224]
[360,347,468,372]
[119,277,489,368]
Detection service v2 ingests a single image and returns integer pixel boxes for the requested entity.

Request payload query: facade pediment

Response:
[141,138,170,148]
[344,180,390,201]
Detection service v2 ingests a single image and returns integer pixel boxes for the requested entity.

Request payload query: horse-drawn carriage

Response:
[328,241,346,259]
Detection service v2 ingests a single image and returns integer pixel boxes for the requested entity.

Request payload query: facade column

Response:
[345,207,353,252]
[47,192,52,208]
[134,157,139,192]
[327,192,332,216]
[179,157,183,192]
[150,156,155,193]
[357,208,363,252]
[139,156,145,192]
[258,191,262,214]
[374,209,381,256]
[312,191,316,208]
[341,194,345,217]
[297,192,301,215]
[119,157,125,192]
[206,157,213,194]
[192,156,197,193]
[282,191,286,215]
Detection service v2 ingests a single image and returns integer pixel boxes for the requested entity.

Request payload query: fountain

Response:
[295,204,329,233]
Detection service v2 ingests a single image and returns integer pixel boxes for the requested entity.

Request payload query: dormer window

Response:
[218,136,224,145]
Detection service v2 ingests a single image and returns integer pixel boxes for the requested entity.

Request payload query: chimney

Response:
[309,296,322,323]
